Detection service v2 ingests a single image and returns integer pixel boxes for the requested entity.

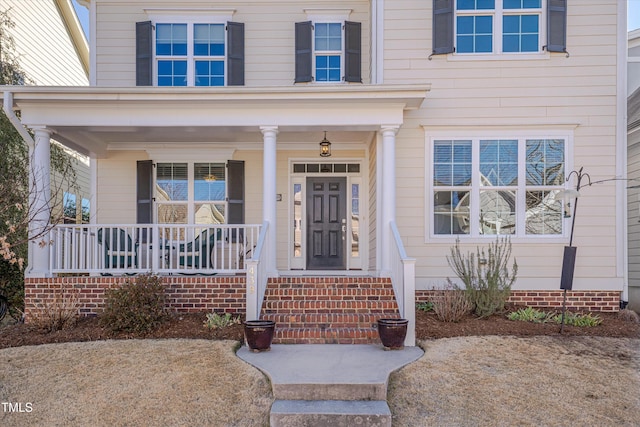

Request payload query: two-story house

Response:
[2,0,628,346]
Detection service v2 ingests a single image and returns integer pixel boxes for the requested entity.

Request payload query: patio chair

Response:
[178,228,221,270]
[97,228,139,269]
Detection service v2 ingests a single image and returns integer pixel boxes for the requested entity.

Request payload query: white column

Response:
[380,125,399,273]
[261,126,278,275]
[27,127,53,277]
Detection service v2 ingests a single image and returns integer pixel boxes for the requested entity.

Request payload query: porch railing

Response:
[49,223,262,276]
[245,221,269,321]
[389,221,416,346]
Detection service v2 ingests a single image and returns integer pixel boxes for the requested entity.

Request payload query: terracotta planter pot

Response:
[377,318,408,350]
[243,320,276,352]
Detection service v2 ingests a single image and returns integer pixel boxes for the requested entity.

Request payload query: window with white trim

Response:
[431,136,566,237]
[156,23,225,86]
[156,162,227,225]
[314,22,343,82]
[456,0,542,54]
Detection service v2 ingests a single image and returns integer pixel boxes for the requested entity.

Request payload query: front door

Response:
[306,177,346,269]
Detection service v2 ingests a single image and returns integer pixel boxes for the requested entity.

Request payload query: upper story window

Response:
[136,20,244,87]
[432,0,567,57]
[295,20,362,83]
[430,133,569,238]
[156,23,225,86]
[456,0,542,54]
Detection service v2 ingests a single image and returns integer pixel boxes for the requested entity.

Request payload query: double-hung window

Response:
[156,23,225,86]
[431,135,567,237]
[432,0,567,56]
[156,162,227,225]
[456,0,542,54]
[295,20,362,83]
[136,19,244,86]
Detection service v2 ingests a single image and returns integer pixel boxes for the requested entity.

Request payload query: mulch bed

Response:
[0,307,638,349]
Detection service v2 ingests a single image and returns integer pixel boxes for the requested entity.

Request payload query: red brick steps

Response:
[260,276,401,344]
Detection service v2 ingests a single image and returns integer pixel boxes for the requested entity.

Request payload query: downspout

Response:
[3,91,35,147]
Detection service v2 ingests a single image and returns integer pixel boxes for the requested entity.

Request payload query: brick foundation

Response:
[416,289,621,312]
[24,275,246,320]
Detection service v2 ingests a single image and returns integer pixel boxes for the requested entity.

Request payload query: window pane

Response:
[195,60,224,87]
[81,198,90,223]
[526,139,564,185]
[351,184,360,257]
[503,15,538,53]
[525,190,562,235]
[457,16,493,53]
[195,203,225,225]
[157,60,187,87]
[458,0,495,9]
[434,140,472,186]
[434,191,470,234]
[194,163,226,201]
[156,24,187,56]
[480,140,518,186]
[293,183,302,257]
[194,24,225,57]
[479,190,516,235]
[316,55,340,82]
[157,163,188,201]
[315,23,342,52]
[157,204,188,224]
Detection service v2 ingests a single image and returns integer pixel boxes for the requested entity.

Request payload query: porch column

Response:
[380,125,399,273]
[261,126,278,275]
[27,127,52,277]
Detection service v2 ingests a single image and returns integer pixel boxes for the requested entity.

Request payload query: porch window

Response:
[194,163,226,225]
[431,136,566,237]
[156,163,188,224]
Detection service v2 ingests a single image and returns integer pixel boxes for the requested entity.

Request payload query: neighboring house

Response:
[627,29,640,311]
[1,0,628,346]
[0,0,91,225]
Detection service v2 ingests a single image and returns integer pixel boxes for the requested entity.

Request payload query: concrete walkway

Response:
[237,344,424,426]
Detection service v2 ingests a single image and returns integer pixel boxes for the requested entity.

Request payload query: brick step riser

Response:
[272,327,382,344]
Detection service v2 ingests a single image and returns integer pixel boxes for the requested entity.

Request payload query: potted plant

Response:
[243,319,276,352]
[377,318,408,350]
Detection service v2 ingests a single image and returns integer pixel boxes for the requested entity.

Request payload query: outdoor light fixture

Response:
[319,131,331,157]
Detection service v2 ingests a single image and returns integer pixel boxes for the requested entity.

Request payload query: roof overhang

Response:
[2,84,429,157]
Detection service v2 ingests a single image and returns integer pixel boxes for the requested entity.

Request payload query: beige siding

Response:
[95,0,371,87]
[1,0,88,85]
[385,0,622,291]
[96,151,145,224]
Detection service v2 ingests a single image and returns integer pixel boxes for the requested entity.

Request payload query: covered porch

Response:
[3,84,428,345]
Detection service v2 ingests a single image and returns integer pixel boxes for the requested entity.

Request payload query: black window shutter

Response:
[432,0,454,56]
[227,160,245,226]
[295,21,313,83]
[227,22,245,86]
[546,0,567,53]
[136,160,153,242]
[136,21,153,86]
[344,21,362,83]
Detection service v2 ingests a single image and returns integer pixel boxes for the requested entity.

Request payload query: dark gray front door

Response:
[306,177,346,270]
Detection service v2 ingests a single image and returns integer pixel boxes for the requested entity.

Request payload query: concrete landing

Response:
[237,344,424,427]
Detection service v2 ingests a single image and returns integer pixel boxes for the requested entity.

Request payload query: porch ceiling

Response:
[2,84,429,157]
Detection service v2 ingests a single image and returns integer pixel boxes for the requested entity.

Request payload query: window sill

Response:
[446,51,550,61]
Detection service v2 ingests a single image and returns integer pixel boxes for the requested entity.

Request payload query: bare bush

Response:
[30,286,79,332]
[431,281,473,322]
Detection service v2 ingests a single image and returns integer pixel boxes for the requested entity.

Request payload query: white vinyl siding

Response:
[2,0,88,85]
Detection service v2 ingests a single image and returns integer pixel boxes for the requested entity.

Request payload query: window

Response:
[156,162,226,225]
[63,192,77,224]
[456,0,542,54]
[295,21,361,83]
[431,135,566,237]
[156,23,225,86]
[136,19,244,87]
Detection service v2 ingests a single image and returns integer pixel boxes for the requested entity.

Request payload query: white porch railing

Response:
[50,224,262,276]
[245,221,269,321]
[389,221,416,346]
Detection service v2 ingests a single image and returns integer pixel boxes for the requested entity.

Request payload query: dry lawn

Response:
[389,336,640,426]
[0,340,273,427]
[0,337,638,426]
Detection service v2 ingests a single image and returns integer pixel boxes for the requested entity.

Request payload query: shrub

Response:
[204,312,240,330]
[30,286,79,332]
[447,237,518,318]
[617,308,640,324]
[431,282,473,323]
[100,274,167,334]
[508,307,554,323]
[553,311,602,327]
[416,301,434,313]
